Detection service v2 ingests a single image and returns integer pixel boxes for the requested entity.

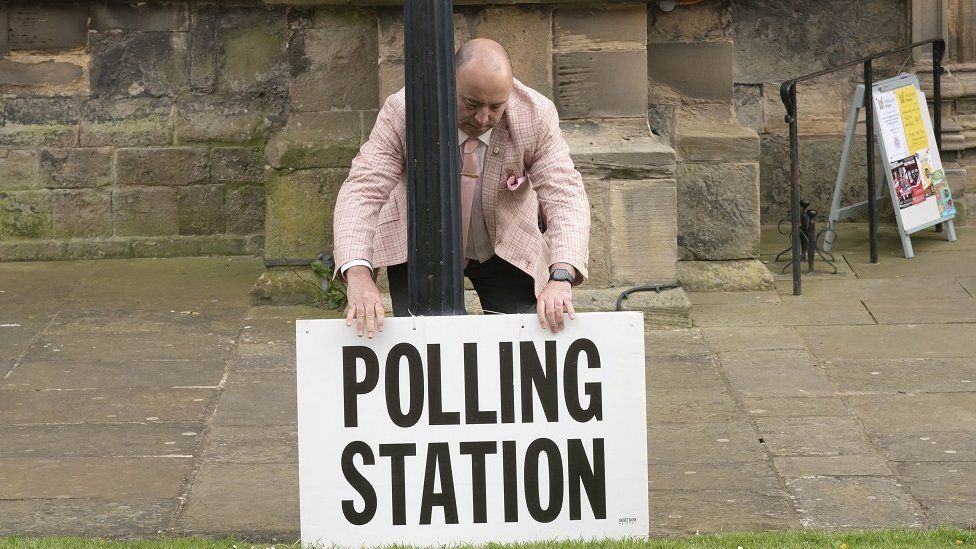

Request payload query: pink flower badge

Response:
[505,171,526,191]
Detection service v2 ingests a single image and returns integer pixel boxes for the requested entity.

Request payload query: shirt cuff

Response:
[340,259,373,277]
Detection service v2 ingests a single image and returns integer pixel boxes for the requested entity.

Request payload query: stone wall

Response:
[1,3,272,260]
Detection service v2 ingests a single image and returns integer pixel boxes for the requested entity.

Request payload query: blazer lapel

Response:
[482,120,509,240]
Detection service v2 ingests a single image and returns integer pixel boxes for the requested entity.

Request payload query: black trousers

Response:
[387,256,536,316]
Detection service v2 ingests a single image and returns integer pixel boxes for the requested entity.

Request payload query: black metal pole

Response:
[864,60,878,264]
[934,39,945,234]
[782,82,802,295]
[404,0,465,315]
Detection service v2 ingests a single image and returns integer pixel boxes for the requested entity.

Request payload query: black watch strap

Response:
[550,268,573,283]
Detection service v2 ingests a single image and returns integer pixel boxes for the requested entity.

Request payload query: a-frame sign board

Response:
[826,73,957,258]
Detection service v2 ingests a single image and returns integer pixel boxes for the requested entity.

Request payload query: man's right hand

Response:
[344,266,385,338]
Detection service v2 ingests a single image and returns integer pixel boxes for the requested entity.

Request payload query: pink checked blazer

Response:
[333,79,590,296]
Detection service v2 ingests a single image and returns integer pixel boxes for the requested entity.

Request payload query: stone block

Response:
[377,61,405,104]
[64,239,132,260]
[129,235,248,258]
[554,50,648,119]
[648,0,730,43]
[264,168,344,259]
[116,148,209,187]
[90,2,188,31]
[0,499,177,538]
[734,84,764,133]
[0,57,85,92]
[0,149,38,190]
[785,476,923,529]
[178,185,226,235]
[471,6,553,98]
[9,5,88,50]
[677,259,774,292]
[80,97,173,147]
[0,457,193,500]
[608,179,677,285]
[174,95,279,145]
[554,5,645,52]
[648,42,733,101]
[584,179,610,287]
[0,9,7,56]
[225,184,266,235]
[52,189,112,238]
[290,9,378,111]
[212,147,265,184]
[39,148,113,189]
[562,118,676,179]
[760,134,869,224]
[676,124,759,162]
[732,0,907,84]
[0,98,80,147]
[574,287,691,329]
[0,240,66,261]
[0,190,52,239]
[249,268,322,306]
[112,187,178,236]
[188,4,218,92]
[763,81,845,135]
[216,8,289,94]
[677,161,760,260]
[89,31,189,98]
[264,111,361,169]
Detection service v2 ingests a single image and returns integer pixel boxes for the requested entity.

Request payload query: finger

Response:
[546,299,558,334]
[566,299,576,320]
[365,307,375,339]
[355,305,365,337]
[345,304,355,327]
[554,299,565,331]
[375,303,385,333]
[537,298,547,329]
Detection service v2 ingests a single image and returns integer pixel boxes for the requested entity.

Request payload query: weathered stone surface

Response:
[211,147,265,184]
[216,7,289,94]
[90,3,188,31]
[178,185,225,235]
[574,288,691,328]
[763,80,846,135]
[187,5,218,92]
[646,353,726,391]
[677,161,760,260]
[895,462,976,504]
[554,50,648,118]
[755,416,876,457]
[89,31,189,98]
[719,349,836,398]
[290,9,378,111]
[821,358,976,395]
[676,124,760,162]
[175,95,279,145]
[0,190,52,239]
[129,235,250,258]
[0,388,213,424]
[678,259,774,292]
[5,359,223,391]
[472,6,553,98]
[0,56,86,94]
[176,463,298,535]
[693,295,875,327]
[702,325,804,353]
[648,1,730,43]
[112,187,178,236]
[786,476,923,529]
[734,84,764,133]
[51,189,112,238]
[213,371,297,427]
[649,489,797,535]
[0,240,67,261]
[774,455,892,477]
[224,184,266,235]
[741,396,851,418]
[264,168,344,259]
[846,393,976,434]
[555,5,645,52]
[584,179,609,286]
[649,461,781,491]
[0,98,80,147]
[202,425,298,464]
[609,179,677,285]
[648,42,733,100]
[645,327,710,357]
[0,457,192,499]
[250,268,322,306]
[264,111,361,169]
[79,97,173,147]
[802,324,976,359]
[8,5,88,50]
[863,298,976,324]
[731,0,907,84]
[0,499,177,537]
[0,149,38,190]
[0,423,203,459]
[875,432,976,462]
[647,386,741,423]
[563,118,676,179]
[116,148,209,187]
[646,420,765,463]
[40,148,113,189]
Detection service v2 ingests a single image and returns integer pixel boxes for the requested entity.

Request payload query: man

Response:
[333,38,590,338]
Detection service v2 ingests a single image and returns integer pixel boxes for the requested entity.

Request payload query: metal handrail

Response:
[779,38,945,295]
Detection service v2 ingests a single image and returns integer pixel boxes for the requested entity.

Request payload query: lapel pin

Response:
[492,147,499,154]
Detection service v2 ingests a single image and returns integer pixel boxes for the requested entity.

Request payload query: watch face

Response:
[551,268,571,282]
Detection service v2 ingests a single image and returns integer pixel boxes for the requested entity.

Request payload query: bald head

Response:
[454,39,514,137]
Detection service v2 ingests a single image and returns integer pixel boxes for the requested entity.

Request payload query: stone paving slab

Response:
[646,387,741,423]
[754,416,877,457]
[719,350,836,398]
[701,326,806,353]
[648,489,798,535]
[648,461,782,492]
[787,476,925,530]
[647,420,766,464]
[863,298,976,324]
[47,308,246,336]
[741,396,852,418]
[23,332,235,362]
[692,299,874,327]
[644,328,711,356]
[821,358,976,394]
[845,250,976,280]
[211,371,298,427]
[645,354,727,391]
[0,457,193,499]
[0,499,178,537]
[875,432,976,462]
[802,324,976,359]
[201,425,298,464]
[775,277,972,301]
[893,462,976,503]
[772,455,892,477]
[0,423,204,458]
[0,388,215,424]
[3,360,226,390]
[846,393,976,434]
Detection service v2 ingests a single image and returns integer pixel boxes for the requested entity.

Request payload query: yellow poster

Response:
[895,85,928,154]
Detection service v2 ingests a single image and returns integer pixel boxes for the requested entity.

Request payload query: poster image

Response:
[891,155,925,209]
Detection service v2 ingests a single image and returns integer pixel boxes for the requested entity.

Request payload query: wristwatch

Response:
[549,268,573,284]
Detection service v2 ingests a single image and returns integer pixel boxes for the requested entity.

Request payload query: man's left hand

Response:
[537,279,575,333]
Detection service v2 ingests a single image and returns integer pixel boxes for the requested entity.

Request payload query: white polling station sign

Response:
[295,312,648,548]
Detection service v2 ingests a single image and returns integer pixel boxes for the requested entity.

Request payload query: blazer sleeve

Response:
[332,94,406,267]
[526,102,591,284]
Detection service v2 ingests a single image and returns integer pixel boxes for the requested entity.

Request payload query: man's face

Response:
[456,64,512,137]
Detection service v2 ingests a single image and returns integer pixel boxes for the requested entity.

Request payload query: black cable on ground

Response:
[615,282,683,311]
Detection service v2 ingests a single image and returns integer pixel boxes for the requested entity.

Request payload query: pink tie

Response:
[459,137,479,255]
